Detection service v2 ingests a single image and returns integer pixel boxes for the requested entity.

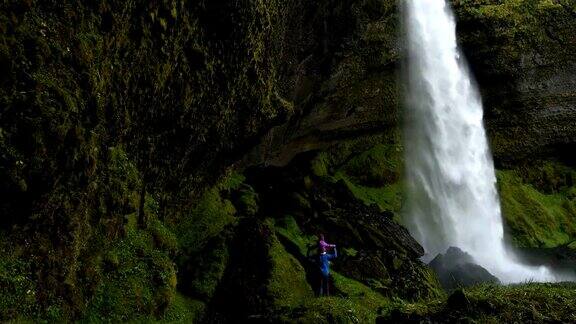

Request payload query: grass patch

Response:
[288,272,390,323]
[497,170,576,248]
[160,294,205,323]
[388,282,576,323]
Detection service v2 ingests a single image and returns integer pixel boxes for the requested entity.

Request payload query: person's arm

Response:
[328,247,337,260]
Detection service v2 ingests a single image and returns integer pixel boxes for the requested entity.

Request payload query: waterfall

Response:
[402,0,556,282]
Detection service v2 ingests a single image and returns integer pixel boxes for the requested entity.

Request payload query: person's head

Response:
[318,233,325,241]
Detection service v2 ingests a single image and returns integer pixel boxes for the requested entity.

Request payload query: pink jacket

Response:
[318,239,335,253]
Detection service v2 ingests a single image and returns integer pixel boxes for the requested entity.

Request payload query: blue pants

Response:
[319,272,330,296]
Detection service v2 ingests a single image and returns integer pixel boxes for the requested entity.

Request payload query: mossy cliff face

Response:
[241,0,401,167]
[0,0,305,320]
[453,0,576,164]
[1,0,576,322]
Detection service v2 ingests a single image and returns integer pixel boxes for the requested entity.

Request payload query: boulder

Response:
[429,247,500,290]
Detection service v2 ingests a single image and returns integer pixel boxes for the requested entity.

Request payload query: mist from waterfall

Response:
[401,0,558,283]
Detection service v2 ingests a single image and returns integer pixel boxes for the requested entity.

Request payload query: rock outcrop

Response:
[429,247,500,290]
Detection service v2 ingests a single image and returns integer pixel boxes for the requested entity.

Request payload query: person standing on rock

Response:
[318,234,337,296]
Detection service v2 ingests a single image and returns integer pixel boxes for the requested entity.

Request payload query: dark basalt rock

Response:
[447,289,471,310]
[429,247,501,290]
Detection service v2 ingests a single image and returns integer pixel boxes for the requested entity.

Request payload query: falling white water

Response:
[402,0,557,283]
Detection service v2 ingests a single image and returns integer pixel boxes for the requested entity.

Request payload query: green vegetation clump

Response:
[311,152,331,178]
[332,142,404,213]
[336,174,402,213]
[497,168,576,248]
[161,294,206,324]
[0,236,38,321]
[235,183,260,217]
[149,218,179,254]
[340,143,402,186]
[332,271,390,310]
[187,238,229,301]
[83,214,178,322]
[274,215,316,255]
[171,183,237,255]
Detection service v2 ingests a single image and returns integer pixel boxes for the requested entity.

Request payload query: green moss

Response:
[220,172,246,191]
[0,235,38,321]
[149,219,179,255]
[335,172,402,213]
[267,229,313,308]
[311,152,330,177]
[517,161,576,194]
[236,184,259,216]
[497,170,576,248]
[315,142,405,213]
[420,267,445,299]
[83,214,178,322]
[160,294,205,324]
[172,184,236,255]
[274,216,315,256]
[188,238,229,300]
[454,0,575,75]
[343,247,358,258]
[101,146,142,217]
[332,271,388,306]
[169,173,251,303]
[340,143,402,186]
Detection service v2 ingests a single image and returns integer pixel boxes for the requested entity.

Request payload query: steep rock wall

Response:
[454,0,576,164]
